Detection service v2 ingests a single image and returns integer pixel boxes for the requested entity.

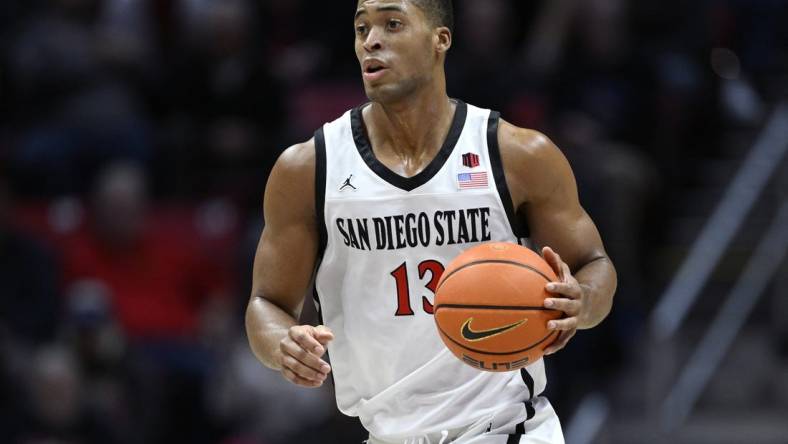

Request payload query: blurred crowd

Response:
[1,0,787,443]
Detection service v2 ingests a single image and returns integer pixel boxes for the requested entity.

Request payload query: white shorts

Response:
[366,396,565,444]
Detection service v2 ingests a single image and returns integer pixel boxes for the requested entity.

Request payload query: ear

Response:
[434,27,452,54]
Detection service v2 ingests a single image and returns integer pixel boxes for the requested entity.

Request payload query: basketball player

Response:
[246,1,617,442]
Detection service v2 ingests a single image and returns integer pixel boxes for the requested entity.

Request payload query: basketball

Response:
[433,242,562,372]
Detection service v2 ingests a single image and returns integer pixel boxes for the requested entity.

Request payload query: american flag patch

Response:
[457,172,489,189]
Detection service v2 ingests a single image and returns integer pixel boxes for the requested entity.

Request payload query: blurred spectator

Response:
[164,0,286,204]
[62,162,229,340]
[10,346,114,444]
[0,176,60,441]
[546,0,646,142]
[62,282,131,442]
[207,337,336,444]
[449,0,531,118]
[0,176,60,345]
[6,0,153,196]
[60,162,233,443]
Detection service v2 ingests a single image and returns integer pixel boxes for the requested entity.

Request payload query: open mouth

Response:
[363,60,388,75]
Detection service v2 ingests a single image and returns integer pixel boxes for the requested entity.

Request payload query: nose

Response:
[363,27,383,52]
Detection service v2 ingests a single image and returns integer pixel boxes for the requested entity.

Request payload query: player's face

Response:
[354,0,438,103]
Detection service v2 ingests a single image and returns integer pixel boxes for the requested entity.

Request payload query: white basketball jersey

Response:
[314,101,548,440]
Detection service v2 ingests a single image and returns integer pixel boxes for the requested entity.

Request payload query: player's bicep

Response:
[253,223,318,315]
[528,198,605,272]
[511,132,606,271]
[251,142,319,317]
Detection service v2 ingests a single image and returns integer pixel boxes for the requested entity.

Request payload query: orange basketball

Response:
[433,242,562,372]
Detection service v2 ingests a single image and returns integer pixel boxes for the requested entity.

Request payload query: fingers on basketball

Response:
[434,242,563,372]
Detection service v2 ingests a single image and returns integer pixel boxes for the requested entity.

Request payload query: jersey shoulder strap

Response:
[485,110,530,239]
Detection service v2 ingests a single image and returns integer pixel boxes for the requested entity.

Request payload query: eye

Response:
[387,19,403,31]
[355,24,367,35]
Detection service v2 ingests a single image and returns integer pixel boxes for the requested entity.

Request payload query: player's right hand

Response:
[278,325,334,388]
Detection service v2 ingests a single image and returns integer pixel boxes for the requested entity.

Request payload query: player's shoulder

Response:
[278,138,316,167]
[497,119,562,167]
[496,119,575,206]
[266,138,317,215]
[272,138,316,180]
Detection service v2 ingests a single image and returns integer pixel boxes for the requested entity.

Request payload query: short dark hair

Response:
[411,0,453,32]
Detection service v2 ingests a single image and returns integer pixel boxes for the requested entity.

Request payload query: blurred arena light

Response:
[568,103,788,442]
[661,198,788,430]
[650,103,788,342]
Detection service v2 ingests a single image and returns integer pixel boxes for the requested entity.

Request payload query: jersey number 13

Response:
[390,260,445,316]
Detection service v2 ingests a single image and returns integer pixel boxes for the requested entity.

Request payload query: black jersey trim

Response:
[350,100,467,192]
[520,367,535,399]
[312,128,334,388]
[487,112,530,239]
[525,400,536,421]
[506,429,523,443]
[506,400,534,442]
[311,287,335,387]
[314,127,328,256]
[312,288,324,322]
[520,368,536,423]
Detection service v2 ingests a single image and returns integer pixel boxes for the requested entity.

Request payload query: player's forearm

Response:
[245,295,298,370]
[574,256,617,329]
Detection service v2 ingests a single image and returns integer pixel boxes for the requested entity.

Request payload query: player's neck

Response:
[368,88,454,159]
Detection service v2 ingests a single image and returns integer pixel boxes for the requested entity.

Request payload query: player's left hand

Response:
[541,246,592,355]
